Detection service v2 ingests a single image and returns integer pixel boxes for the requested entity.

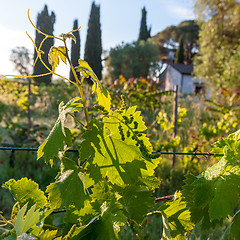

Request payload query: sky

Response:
[0,0,195,78]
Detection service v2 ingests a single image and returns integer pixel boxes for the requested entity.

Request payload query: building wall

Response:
[182,75,194,94]
[165,65,203,94]
[165,66,182,91]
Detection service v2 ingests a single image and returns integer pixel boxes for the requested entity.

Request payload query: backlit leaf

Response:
[14,203,41,236]
[46,157,90,209]
[38,229,58,240]
[79,116,158,185]
[48,46,68,71]
[159,194,194,238]
[77,59,111,111]
[38,97,82,165]
[2,178,47,209]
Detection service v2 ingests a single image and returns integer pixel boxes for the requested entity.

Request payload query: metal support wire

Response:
[0,147,223,157]
[0,147,78,153]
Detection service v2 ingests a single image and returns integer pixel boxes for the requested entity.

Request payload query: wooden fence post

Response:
[172,85,178,167]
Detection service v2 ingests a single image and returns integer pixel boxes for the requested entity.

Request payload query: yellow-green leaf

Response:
[48,46,67,71]
[77,59,97,80]
[92,83,111,111]
[77,59,111,111]
[14,203,41,236]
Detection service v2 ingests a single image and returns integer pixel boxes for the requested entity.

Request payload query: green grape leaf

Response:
[182,129,240,230]
[79,117,159,185]
[208,171,240,220]
[2,178,47,209]
[2,233,17,240]
[38,97,82,165]
[65,180,126,239]
[48,46,68,71]
[74,216,118,240]
[159,194,194,238]
[73,203,124,240]
[46,157,90,209]
[77,59,111,111]
[115,184,155,223]
[65,181,125,240]
[230,210,240,240]
[183,158,240,229]
[14,203,41,236]
[212,128,240,159]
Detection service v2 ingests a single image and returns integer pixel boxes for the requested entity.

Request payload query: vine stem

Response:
[63,39,90,128]
[155,195,174,202]
[68,112,85,128]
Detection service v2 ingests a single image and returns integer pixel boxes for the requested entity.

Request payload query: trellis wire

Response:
[0,147,224,157]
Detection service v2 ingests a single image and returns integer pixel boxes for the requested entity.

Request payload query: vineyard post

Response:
[172,85,178,167]
[27,78,32,128]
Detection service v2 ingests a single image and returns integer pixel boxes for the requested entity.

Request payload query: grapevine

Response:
[0,11,240,240]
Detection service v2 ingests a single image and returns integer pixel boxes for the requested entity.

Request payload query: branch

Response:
[155,194,174,203]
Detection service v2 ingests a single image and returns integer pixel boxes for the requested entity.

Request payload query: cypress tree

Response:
[33,5,55,85]
[175,36,185,64]
[84,1,102,83]
[70,19,81,82]
[138,7,151,41]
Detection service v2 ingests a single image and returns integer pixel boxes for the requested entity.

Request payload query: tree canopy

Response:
[33,5,55,85]
[107,41,160,80]
[193,0,240,90]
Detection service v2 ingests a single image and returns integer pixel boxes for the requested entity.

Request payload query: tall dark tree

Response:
[84,1,102,82]
[70,19,81,82]
[138,7,151,41]
[33,5,55,85]
[175,36,184,64]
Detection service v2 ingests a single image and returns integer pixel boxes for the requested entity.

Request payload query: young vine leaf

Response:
[14,203,41,237]
[48,46,68,71]
[60,33,77,43]
[77,59,111,111]
[37,97,83,165]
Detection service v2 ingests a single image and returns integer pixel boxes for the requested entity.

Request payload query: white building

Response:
[160,63,205,94]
